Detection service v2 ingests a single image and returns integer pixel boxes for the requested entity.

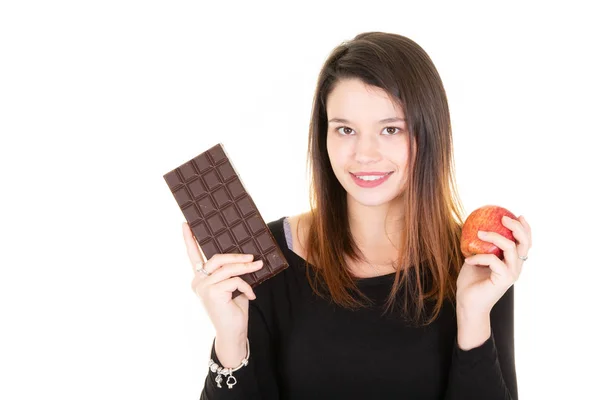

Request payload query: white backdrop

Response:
[1,1,598,399]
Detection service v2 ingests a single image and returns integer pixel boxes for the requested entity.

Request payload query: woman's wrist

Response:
[209,337,250,389]
[214,334,248,368]
[456,306,491,350]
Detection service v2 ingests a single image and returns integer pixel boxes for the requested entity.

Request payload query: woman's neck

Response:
[346,194,405,268]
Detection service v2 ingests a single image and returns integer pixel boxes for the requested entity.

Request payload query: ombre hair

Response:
[301,32,466,326]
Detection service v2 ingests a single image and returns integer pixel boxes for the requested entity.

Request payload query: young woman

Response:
[185,31,531,399]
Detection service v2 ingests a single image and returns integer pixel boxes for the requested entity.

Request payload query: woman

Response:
[186,32,531,399]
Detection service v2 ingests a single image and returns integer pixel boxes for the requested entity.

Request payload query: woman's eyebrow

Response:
[327,117,406,124]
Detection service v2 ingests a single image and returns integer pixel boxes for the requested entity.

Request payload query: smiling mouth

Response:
[350,172,393,181]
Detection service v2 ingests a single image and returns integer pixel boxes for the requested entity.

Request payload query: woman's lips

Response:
[349,171,393,188]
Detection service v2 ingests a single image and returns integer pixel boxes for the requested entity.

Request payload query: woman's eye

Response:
[382,127,401,135]
[336,126,355,135]
[335,126,403,136]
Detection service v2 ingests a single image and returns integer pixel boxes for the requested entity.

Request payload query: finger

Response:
[191,271,207,293]
[477,230,518,266]
[182,222,205,272]
[194,262,211,278]
[205,260,264,285]
[203,253,255,275]
[212,276,256,300]
[466,253,511,280]
[465,253,495,267]
[518,215,532,248]
[501,216,531,251]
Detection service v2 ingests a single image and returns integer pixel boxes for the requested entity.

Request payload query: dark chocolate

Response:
[163,143,288,298]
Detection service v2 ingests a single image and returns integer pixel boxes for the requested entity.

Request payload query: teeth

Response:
[355,174,387,181]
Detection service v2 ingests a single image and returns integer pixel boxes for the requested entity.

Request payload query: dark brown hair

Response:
[302,32,466,326]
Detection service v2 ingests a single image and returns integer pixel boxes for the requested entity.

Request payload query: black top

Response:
[200,216,518,399]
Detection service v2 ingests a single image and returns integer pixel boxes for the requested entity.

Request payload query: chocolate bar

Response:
[163,143,289,298]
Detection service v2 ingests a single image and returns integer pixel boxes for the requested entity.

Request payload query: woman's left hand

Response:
[456,215,532,317]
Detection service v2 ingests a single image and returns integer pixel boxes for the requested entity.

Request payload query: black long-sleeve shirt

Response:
[200,216,518,399]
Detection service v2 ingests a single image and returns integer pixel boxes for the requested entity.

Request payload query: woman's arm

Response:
[444,285,518,400]
[200,301,281,400]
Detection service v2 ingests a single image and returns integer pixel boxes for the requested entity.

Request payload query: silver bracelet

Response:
[208,338,250,389]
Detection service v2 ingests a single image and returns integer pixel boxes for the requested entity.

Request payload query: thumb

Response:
[233,293,250,311]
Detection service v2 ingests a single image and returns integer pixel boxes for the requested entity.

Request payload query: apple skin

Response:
[460,205,518,261]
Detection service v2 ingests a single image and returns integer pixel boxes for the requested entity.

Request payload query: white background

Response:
[1,1,598,399]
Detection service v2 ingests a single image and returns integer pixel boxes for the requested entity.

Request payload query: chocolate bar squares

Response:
[163,143,289,299]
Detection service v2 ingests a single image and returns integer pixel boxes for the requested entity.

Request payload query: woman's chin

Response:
[347,191,401,208]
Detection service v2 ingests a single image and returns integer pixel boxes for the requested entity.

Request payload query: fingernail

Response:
[478,230,487,237]
[252,260,263,266]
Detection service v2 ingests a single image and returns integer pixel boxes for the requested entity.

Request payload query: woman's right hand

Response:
[183,222,265,338]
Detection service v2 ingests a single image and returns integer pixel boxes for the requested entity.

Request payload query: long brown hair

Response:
[302,32,466,326]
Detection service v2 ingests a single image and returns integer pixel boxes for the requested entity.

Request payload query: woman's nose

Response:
[354,134,380,163]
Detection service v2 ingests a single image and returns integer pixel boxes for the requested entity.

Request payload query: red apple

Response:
[460,205,517,260]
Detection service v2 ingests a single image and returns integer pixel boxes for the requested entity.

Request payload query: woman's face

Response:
[326,78,412,207]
